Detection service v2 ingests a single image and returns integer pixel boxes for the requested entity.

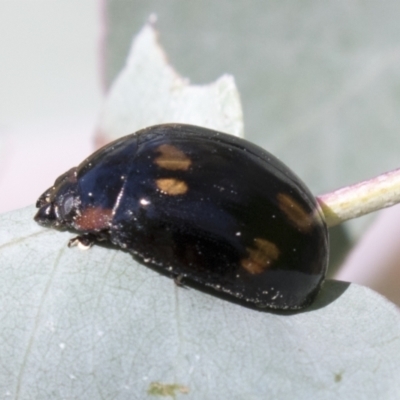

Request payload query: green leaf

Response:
[98,24,243,142]
[1,206,400,399]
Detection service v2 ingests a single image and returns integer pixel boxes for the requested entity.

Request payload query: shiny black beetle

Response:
[35,124,329,310]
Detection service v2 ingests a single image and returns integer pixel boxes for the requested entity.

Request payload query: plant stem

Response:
[317,168,400,228]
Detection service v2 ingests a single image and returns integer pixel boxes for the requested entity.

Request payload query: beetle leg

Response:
[68,233,97,250]
[174,275,186,287]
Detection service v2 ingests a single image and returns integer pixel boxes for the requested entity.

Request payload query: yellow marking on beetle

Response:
[241,238,280,274]
[154,144,192,170]
[74,207,112,231]
[156,178,188,195]
[277,193,314,233]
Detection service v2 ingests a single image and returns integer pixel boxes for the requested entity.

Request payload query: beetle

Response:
[34,123,329,310]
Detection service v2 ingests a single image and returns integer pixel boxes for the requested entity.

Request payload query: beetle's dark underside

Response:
[35,124,329,310]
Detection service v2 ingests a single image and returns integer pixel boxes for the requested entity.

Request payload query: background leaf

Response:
[97,24,243,143]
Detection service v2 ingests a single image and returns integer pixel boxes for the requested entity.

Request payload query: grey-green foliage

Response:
[1,206,400,399]
[98,25,243,141]
[3,14,400,398]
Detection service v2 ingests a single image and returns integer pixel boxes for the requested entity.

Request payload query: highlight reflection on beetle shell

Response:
[34,124,329,310]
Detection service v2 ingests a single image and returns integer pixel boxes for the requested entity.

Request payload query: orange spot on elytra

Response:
[154,144,192,170]
[241,238,280,274]
[277,193,314,233]
[156,178,188,196]
[74,207,112,231]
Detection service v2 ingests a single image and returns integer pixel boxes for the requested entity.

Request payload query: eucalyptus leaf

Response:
[98,24,243,141]
[1,206,400,399]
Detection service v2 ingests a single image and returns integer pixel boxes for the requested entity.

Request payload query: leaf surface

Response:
[1,206,400,399]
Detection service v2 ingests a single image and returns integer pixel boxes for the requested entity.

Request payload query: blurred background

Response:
[0,1,101,211]
[1,0,400,305]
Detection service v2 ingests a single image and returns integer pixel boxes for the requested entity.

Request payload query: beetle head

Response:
[34,167,80,228]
